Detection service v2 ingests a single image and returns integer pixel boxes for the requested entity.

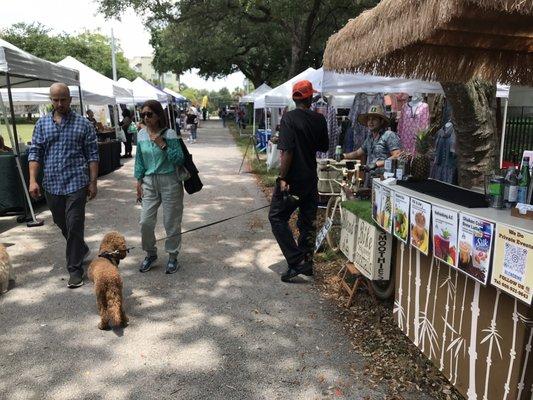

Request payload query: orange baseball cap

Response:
[292,80,317,99]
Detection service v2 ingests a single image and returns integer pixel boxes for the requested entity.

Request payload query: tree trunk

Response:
[441,80,498,188]
[288,38,305,78]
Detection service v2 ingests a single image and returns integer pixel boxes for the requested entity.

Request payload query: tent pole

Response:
[252,107,256,137]
[499,97,509,168]
[1,74,43,227]
[78,86,84,115]
[170,101,176,131]
[6,73,20,155]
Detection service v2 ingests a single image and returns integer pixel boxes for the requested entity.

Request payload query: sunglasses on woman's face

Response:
[140,111,154,119]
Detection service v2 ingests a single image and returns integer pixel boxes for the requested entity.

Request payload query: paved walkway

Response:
[1,121,398,399]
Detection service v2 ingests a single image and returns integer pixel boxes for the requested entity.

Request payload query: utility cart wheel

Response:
[370,254,396,300]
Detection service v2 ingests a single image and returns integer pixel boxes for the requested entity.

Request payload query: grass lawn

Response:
[227,121,279,188]
[1,123,35,145]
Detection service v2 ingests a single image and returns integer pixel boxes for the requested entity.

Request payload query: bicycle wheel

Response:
[325,196,342,252]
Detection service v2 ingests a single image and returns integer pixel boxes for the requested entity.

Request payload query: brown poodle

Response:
[88,232,129,330]
[0,244,15,294]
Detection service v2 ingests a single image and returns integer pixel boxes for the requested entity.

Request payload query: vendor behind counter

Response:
[343,105,402,186]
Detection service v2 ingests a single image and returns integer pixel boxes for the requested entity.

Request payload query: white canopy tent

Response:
[239,83,272,103]
[163,87,187,101]
[0,39,79,88]
[253,68,322,133]
[57,56,132,105]
[254,68,322,109]
[0,39,81,226]
[131,77,169,105]
[322,69,510,98]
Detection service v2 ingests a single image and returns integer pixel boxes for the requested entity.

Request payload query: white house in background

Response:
[128,56,179,88]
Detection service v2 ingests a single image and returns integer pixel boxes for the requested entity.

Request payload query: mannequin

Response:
[430,121,457,183]
[397,93,429,154]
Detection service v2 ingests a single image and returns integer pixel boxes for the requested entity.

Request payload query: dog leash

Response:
[154,203,270,243]
[98,204,270,255]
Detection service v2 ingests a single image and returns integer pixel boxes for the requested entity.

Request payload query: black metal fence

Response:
[503,107,533,164]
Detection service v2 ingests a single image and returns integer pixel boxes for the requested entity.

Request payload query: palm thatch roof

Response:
[323,0,533,85]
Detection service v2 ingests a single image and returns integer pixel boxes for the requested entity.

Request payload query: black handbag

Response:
[178,138,203,194]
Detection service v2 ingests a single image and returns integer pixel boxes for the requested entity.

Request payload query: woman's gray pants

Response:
[140,173,184,259]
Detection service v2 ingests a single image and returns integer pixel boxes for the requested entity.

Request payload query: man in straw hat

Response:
[343,105,401,179]
[269,80,329,283]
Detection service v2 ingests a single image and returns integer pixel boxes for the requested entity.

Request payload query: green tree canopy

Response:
[0,22,138,81]
[96,0,378,87]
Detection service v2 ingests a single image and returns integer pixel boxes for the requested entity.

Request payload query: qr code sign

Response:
[503,242,528,282]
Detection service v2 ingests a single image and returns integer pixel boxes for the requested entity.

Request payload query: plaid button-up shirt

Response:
[28,110,99,195]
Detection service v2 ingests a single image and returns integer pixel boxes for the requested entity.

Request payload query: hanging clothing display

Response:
[385,93,410,114]
[312,101,338,159]
[430,123,457,184]
[326,105,339,158]
[397,101,430,154]
[345,93,384,152]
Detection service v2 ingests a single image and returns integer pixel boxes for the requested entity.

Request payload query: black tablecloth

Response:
[98,141,121,176]
[0,153,43,215]
[397,179,489,208]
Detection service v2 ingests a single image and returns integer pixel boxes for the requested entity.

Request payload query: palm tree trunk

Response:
[441,80,498,188]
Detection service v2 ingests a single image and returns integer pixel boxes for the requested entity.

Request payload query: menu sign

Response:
[432,206,459,267]
[393,192,410,244]
[372,181,382,225]
[376,187,393,233]
[410,198,431,255]
[491,225,533,304]
[457,214,494,285]
[339,210,358,262]
[354,218,392,281]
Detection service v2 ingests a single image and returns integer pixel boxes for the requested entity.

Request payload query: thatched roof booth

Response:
[323,0,533,85]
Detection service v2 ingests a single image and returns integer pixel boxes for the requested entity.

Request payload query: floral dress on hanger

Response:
[397,101,429,154]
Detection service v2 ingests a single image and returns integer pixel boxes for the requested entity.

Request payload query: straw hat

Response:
[357,105,389,126]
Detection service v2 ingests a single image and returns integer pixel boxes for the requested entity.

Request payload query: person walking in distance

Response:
[269,80,329,282]
[186,107,199,143]
[28,83,99,288]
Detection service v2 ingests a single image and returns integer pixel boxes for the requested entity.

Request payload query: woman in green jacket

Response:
[134,100,185,274]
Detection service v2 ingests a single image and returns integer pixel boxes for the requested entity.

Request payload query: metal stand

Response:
[238,134,261,174]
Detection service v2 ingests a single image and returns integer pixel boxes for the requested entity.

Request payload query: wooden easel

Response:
[338,261,378,308]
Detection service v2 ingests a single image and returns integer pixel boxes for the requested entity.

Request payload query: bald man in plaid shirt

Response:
[28,83,99,288]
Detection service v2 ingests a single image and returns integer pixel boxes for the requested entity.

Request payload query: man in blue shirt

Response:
[28,83,99,288]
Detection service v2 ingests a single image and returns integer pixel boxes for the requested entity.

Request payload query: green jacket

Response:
[134,128,184,180]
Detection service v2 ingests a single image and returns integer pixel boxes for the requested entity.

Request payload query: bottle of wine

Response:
[517,156,531,204]
[503,166,519,208]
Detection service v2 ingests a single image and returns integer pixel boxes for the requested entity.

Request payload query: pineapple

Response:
[410,129,432,181]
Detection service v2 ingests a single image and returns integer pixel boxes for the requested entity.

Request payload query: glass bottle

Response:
[517,156,531,204]
[504,166,519,208]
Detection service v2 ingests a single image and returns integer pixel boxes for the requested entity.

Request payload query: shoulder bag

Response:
[177,138,203,194]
